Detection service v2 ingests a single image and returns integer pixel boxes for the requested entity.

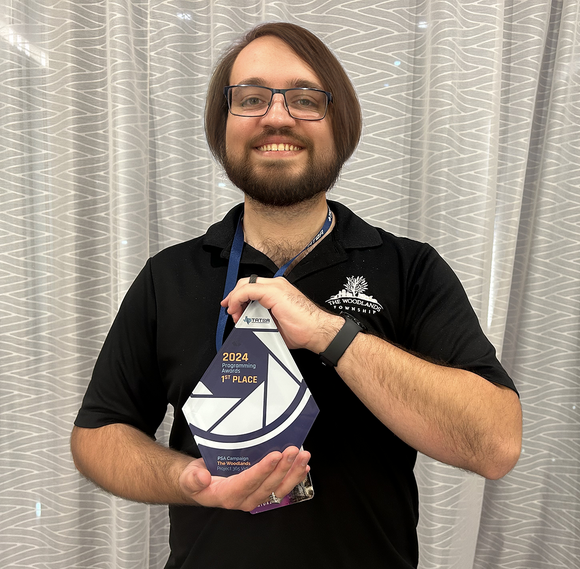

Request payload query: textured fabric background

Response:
[1,1,578,567]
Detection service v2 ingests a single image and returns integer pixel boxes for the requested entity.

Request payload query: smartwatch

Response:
[319,312,366,367]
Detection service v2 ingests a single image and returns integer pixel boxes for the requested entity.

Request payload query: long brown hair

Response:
[205,22,362,169]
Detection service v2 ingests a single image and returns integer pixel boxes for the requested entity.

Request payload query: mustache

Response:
[248,127,310,148]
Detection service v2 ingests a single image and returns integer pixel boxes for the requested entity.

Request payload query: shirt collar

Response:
[202,200,383,256]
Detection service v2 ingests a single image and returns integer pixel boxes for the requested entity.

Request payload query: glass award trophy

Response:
[183,301,319,513]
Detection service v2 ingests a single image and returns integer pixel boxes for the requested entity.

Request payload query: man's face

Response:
[223,35,341,207]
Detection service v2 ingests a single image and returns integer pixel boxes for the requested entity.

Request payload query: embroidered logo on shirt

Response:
[325,276,384,314]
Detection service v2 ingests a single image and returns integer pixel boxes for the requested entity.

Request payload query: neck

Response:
[242,194,332,267]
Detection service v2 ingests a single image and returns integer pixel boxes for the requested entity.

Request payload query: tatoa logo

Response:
[243,316,271,325]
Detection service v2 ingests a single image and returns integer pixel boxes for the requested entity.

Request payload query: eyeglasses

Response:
[224,85,333,121]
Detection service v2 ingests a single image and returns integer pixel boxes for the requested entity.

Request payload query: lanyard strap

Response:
[215,205,333,351]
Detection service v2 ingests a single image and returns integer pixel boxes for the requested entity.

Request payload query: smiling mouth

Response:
[256,143,302,152]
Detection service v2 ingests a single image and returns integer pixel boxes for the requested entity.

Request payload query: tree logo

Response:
[344,276,368,296]
[325,276,383,315]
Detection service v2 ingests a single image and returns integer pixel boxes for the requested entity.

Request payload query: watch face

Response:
[341,311,366,330]
[183,302,319,475]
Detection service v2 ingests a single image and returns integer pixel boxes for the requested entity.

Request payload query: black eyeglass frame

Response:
[223,85,333,121]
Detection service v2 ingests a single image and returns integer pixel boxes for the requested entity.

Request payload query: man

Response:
[71,22,522,569]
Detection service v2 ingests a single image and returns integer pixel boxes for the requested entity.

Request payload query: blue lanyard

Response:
[215,205,333,351]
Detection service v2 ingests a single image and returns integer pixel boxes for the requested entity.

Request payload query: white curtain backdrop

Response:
[1,1,579,567]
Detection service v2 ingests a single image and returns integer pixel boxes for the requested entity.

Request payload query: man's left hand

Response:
[221,276,342,353]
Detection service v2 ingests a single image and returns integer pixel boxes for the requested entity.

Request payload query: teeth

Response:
[258,143,300,151]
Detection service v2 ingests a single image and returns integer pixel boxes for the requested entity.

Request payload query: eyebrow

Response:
[235,77,324,90]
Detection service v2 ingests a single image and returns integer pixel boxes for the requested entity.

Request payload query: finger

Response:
[216,451,285,510]
[251,447,310,502]
[227,448,293,497]
[220,276,261,309]
[227,450,284,492]
[221,279,276,321]
[270,449,311,499]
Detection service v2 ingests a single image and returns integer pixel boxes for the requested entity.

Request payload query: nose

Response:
[261,93,296,126]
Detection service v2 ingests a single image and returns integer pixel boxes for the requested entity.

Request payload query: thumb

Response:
[179,459,211,496]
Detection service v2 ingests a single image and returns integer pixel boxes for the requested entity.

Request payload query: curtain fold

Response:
[1,1,578,567]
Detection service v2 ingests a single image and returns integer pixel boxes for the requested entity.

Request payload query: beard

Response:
[222,128,342,207]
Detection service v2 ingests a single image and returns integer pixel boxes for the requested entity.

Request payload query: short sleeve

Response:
[403,244,517,393]
[74,260,168,437]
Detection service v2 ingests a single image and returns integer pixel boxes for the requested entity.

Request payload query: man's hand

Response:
[71,424,311,510]
[221,276,343,353]
[179,446,311,511]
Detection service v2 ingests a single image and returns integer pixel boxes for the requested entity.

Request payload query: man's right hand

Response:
[71,424,310,511]
[179,446,311,511]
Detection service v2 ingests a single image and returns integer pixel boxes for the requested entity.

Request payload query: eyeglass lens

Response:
[228,86,328,119]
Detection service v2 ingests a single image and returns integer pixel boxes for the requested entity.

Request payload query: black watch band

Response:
[319,312,366,367]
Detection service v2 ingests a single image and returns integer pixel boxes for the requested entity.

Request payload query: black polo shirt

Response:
[76,201,516,569]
